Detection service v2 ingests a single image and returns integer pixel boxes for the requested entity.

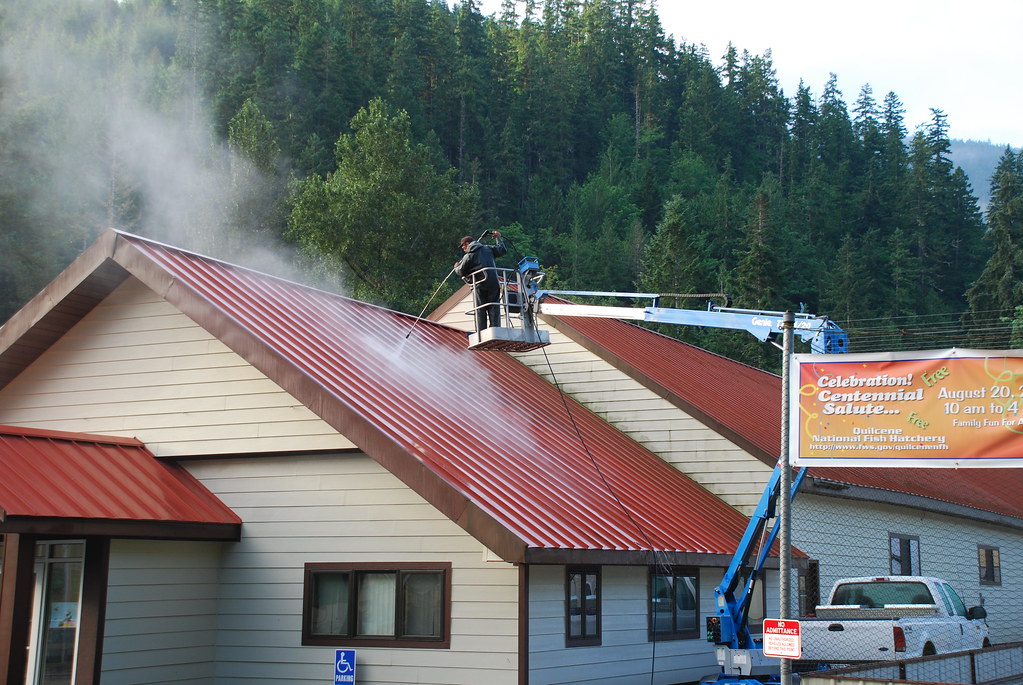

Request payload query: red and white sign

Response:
[762,619,801,659]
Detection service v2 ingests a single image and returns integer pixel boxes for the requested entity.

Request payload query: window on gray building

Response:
[649,567,699,640]
[566,566,600,646]
[889,533,920,575]
[978,545,1001,585]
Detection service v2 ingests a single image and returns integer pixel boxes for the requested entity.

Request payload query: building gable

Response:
[0,278,353,456]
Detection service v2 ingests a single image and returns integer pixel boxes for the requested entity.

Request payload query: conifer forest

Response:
[2,0,1021,371]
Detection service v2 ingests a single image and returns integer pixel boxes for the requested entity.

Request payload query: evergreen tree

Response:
[288,99,478,309]
[564,131,642,290]
[903,110,986,312]
[964,149,1023,346]
[821,232,868,323]
[784,81,819,187]
[638,195,716,301]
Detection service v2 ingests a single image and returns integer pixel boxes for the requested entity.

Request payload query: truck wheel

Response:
[922,643,937,656]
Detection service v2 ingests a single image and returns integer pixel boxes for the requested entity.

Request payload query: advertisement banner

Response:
[790,349,1023,467]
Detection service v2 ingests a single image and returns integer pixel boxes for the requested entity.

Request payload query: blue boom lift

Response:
[464,256,849,684]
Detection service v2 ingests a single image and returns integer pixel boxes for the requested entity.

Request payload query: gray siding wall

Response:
[527,565,726,685]
[793,493,1023,643]
[103,540,223,684]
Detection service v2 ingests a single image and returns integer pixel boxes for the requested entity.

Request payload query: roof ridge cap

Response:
[0,424,144,447]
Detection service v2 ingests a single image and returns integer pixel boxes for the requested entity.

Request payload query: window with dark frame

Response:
[566,566,600,646]
[798,559,821,616]
[889,533,920,575]
[978,545,1001,585]
[649,567,699,640]
[302,562,451,648]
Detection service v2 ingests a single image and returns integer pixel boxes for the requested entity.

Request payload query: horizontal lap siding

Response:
[185,454,519,685]
[527,565,721,685]
[103,540,222,684]
[0,279,352,456]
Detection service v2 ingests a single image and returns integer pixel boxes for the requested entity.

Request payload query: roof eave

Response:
[0,515,241,541]
[804,476,1023,531]
[0,230,127,391]
[521,548,800,569]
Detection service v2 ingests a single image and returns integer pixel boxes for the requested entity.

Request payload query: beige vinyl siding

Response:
[0,278,353,456]
[433,294,476,330]
[103,540,223,684]
[528,565,722,685]
[185,453,519,685]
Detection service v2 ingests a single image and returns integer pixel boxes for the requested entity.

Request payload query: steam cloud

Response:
[0,0,321,286]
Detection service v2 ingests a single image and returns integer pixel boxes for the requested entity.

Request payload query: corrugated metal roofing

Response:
[72,230,756,560]
[0,424,240,536]
[547,311,1023,521]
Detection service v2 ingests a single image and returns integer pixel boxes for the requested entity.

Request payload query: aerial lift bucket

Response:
[467,257,550,352]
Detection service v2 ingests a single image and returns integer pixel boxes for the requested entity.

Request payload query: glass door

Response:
[25,541,84,685]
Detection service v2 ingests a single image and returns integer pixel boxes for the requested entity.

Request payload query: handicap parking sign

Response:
[334,649,356,683]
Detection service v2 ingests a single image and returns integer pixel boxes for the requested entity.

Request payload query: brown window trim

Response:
[302,562,451,649]
[648,566,700,642]
[0,535,109,685]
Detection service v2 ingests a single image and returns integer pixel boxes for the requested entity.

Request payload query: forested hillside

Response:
[2,0,1021,370]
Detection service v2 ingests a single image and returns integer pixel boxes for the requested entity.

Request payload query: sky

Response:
[476,0,1022,148]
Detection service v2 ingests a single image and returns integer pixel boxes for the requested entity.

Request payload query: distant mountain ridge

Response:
[951,139,1020,212]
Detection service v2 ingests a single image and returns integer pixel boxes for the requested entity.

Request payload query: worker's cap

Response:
[459,235,473,246]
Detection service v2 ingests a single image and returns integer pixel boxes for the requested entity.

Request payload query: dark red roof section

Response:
[77,231,756,563]
[548,312,1023,521]
[0,424,240,540]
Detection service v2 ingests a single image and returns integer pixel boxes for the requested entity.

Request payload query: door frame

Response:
[0,535,109,685]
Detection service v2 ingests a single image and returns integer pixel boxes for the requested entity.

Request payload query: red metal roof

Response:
[547,311,1023,521]
[0,424,240,539]
[0,230,758,562]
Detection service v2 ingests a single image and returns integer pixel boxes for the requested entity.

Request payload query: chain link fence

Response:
[786,484,1023,680]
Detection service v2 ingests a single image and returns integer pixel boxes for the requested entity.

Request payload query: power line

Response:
[829,308,1019,354]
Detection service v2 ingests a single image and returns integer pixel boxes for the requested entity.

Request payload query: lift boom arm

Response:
[536,290,848,355]
[711,464,808,651]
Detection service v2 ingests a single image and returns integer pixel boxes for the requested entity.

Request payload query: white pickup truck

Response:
[799,576,990,664]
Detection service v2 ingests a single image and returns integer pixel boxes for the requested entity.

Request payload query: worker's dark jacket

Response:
[455,239,507,287]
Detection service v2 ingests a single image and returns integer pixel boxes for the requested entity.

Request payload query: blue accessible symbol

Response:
[334,649,356,683]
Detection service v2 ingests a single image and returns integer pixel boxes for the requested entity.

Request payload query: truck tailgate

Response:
[800,618,903,662]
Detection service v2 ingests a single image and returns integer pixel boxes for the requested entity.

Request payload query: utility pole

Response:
[779,311,794,685]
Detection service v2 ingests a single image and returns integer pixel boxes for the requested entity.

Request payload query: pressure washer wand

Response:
[404,229,494,340]
[405,269,456,339]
